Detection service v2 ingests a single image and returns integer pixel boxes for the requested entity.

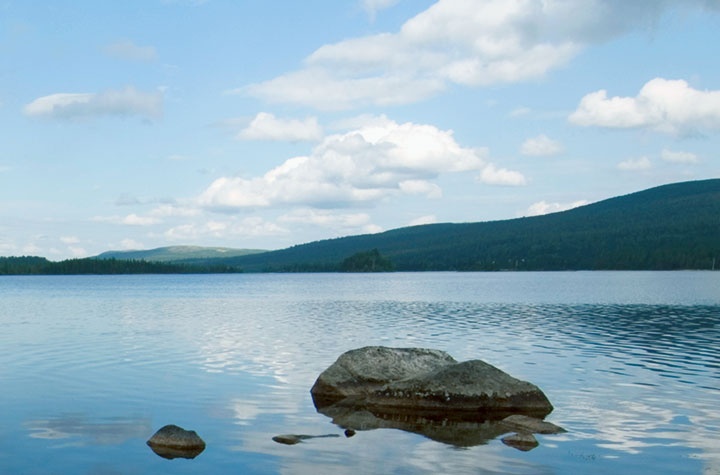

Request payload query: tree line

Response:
[0,256,240,275]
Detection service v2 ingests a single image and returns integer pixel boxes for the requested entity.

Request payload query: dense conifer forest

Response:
[223,179,720,272]
[0,256,238,275]
[1,179,718,274]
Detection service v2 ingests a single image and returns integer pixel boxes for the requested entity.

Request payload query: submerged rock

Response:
[501,432,539,451]
[146,424,206,459]
[501,414,566,434]
[272,433,340,445]
[311,346,554,418]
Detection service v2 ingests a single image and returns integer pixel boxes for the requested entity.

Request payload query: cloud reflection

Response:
[26,414,152,447]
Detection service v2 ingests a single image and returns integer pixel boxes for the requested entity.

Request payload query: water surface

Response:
[1,272,718,474]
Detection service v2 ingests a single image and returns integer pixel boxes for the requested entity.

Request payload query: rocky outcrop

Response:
[311,346,554,418]
[310,346,457,406]
[146,424,206,460]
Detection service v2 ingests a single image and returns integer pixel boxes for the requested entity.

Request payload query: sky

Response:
[1,0,719,260]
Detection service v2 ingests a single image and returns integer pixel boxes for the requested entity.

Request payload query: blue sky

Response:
[1,0,719,259]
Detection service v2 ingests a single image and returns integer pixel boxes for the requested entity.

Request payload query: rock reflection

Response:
[147,444,206,460]
[315,404,540,449]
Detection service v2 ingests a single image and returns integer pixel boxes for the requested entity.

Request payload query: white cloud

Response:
[279,209,382,235]
[241,68,445,110]
[241,0,583,108]
[163,217,287,241]
[237,112,323,142]
[199,117,522,210]
[478,164,527,186]
[103,40,157,62]
[24,87,163,120]
[526,199,589,216]
[569,78,720,135]
[60,236,80,245]
[520,134,563,156]
[617,156,652,171]
[661,149,699,164]
[398,180,443,198]
[239,1,718,109]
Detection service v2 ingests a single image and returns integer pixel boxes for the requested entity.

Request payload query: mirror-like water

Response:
[1,272,718,474]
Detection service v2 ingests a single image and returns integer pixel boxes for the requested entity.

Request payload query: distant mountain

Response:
[95,245,266,263]
[208,179,720,272]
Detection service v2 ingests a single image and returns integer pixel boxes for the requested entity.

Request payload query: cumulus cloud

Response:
[478,164,527,186]
[660,149,699,164]
[24,87,163,120]
[103,40,157,62]
[199,117,524,211]
[569,78,720,135]
[237,112,323,142]
[520,134,563,156]
[617,157,652,171]
[238,1,717,109]
[526,199,589,216]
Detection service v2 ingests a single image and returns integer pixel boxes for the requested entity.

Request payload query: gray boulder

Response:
[311,346,553,418]
[311,346,457,406]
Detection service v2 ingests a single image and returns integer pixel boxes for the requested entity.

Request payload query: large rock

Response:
[311,346,553,418]
[311,346,458,406]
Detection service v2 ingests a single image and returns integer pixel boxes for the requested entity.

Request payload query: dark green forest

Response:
[2,179,719,274]
[0,256,238,275]
[221,179,720,272]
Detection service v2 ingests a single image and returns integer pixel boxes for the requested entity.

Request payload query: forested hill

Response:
[219,178,720,271]
[96,246,265,263]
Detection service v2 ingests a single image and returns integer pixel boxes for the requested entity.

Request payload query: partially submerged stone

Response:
[272,433,340,445]
[146,424,206,459]
[311,346,554,418]
[501,414,566,434]
[501,432,539,451]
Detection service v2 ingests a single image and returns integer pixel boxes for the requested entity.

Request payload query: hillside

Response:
[211,179,720,272]
[96,245,266,263]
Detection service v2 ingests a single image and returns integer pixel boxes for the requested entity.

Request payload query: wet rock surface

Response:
[146,424,206,459]
[271,433,340,445]
[311,346,554,417]
[311,347,565,450]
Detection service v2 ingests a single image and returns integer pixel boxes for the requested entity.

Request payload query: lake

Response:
[1,272,718,474]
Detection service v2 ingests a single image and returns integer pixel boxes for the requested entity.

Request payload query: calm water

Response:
[0,272,718,474]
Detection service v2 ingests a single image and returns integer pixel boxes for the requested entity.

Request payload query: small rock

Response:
[501,432,539,451]
[344,429,356,438]
[146,424,205,459]
[272,434,304,445]
[272,433,341,445]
